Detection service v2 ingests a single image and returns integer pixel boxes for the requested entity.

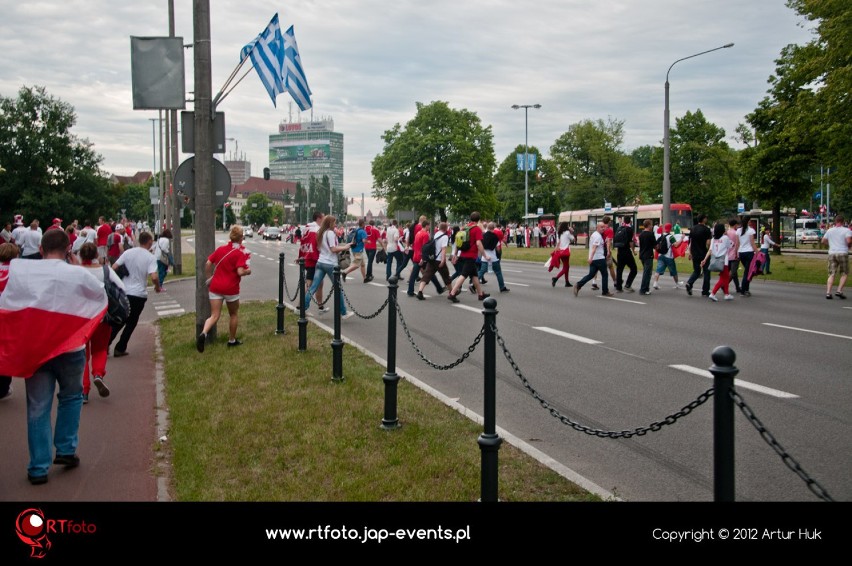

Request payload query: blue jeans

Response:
[25,349,86,477]
[577,259,609,293]
[386,250,405,280]
[304,261,346,315]
[478,261,506,290]
[157,260,169,286]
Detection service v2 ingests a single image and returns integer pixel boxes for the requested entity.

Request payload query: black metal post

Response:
[478,297,502,502]
[710,345,738,502]
[381,276,401,430]
[297,258,307,351]
[331,266,344,382]
[276,252,286,334]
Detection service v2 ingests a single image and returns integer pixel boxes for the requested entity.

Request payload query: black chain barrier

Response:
[341,287,389,319]
[391,293,485,370]
[280,260,301,303]
[729,389,834,502]
[491,324,715,438]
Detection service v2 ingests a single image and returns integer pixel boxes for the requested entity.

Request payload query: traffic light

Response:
[263,167,270,180]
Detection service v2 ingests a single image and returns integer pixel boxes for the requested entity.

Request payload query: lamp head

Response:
[533,104,541,109]
[511,105,520,109]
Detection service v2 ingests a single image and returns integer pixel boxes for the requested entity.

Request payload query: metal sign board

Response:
[130,37,186,110]
[173,157,232,209]
[180,111,226,154]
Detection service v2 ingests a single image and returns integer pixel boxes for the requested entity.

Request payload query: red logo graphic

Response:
[16,508,51,558]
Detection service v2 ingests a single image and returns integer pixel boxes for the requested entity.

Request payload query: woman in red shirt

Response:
[197,226,252,352]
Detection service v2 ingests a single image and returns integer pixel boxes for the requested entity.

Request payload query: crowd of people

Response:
[0,213,166,485]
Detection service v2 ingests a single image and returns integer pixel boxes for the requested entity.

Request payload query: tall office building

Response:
[268,117,343,205]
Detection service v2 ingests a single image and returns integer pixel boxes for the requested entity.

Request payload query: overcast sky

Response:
[0,1,814,216]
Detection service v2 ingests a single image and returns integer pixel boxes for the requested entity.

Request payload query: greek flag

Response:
[283,25,313,111]
[240,14,286,107]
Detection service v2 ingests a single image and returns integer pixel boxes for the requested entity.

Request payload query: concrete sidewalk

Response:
[0,322,166,502]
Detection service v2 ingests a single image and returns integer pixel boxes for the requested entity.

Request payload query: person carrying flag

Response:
[0,229,107,484]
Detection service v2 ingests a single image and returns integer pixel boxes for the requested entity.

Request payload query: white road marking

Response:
[453,304,485,314]
[156,309,186,317]
[500,268,524,273]
[669,364,799,399]
[501,281,530,287]
[599,296,645,304]
[762,323,852,341]
[533,327,602,345]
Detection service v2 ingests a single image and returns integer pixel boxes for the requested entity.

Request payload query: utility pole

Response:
[169,0,182,274]
[194,0,215,340]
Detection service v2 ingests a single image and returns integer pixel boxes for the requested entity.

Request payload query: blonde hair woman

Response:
[197,225,252,352]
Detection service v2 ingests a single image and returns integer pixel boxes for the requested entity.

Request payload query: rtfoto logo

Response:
[15,508,98,558]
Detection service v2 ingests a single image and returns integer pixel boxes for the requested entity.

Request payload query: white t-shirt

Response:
[18,229,43,256]
[737,227,756,253]
[711,235,732,258]
[82,264,127,291]
[559,230,574,250]
[385,225,400,253]
[589,231,605,261]
[433,230,449,263]
[113,246,157,297]
[824,225,852,254]
[317,230,340,266]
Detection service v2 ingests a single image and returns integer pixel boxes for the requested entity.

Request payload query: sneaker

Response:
[565,281,573,287]
[317,305,328,313]
[573,285,580,297]
[640,291,651,296]
[416,291,425,300]
[724,294,734,301]
[744,291,751,297]
[341,312,355,320]
[227,340,243,347]
[480,278,488,285]
[113,350,128,358]
[653,283,660,290]
[615,288,623,293]
[478,293,490,301]
[709,295,718,302]
[835,292,847,299]
[500,287,510,293]
[28,474,48,485]
[93,376,110,398]
[447,293,460,304]
[468,284,476,294]
[602,292,615,297]
[685,283,693,295]
[82,393,88,404]
[53,454,80,468]
[552,277,557,287]
[341,272,347,282]
[826,294,833,300]
[624,286,634,293]
[591,284,599,290]
[196,333,206,353]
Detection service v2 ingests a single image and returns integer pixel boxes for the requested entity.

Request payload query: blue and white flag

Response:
[283,25,313,111]
[240,13,286,107]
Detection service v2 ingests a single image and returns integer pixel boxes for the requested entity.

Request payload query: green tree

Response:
[669,109,738,221]
[0,85,118,223]
[214,202,237,229]
[494,146,563,222]
[372,101,498,221]
[117,181,154,224]
[242,193,274,226]
[549,118,643,210]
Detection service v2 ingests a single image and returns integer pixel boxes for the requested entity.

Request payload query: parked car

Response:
[263,226,282,241]
[799,229,821,245]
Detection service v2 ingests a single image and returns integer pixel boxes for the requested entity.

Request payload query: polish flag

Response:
[0,259,107,378]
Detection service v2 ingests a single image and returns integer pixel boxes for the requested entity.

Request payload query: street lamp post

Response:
[512,104,541,247]
[663,43,733,227]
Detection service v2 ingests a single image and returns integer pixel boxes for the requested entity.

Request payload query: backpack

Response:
[613,225,629,248]
[102,265,130,330]
[420,233,439,263]
[455,225,473,252]
[655,233,669,255]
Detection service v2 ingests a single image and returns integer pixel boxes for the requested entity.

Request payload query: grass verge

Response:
[159,301,603,502]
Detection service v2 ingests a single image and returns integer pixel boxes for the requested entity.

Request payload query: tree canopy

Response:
[371,101,498,221]
[0,85,118,224]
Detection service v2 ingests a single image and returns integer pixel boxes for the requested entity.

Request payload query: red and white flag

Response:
[0,259,107,378]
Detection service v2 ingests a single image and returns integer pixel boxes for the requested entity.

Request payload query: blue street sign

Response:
[814,192,821,199]
[516,153,537,171]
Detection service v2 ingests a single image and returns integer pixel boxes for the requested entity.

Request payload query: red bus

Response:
[557,203,693,246]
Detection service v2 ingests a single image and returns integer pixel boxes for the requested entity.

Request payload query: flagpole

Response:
[212,57,252,110]
[215,65,254,107]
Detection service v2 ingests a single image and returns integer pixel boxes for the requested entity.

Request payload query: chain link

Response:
[729,389,834,502]
[341,287,389,319]
[392,293,484,370]
[491,323,714,438]
[280,260,301,302]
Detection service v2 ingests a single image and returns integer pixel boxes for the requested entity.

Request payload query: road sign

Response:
[738,202,745,213]
[173,156,232,209]
[604,202,612,213]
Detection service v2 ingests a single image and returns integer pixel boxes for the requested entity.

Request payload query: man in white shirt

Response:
[383,219,404,281]
[822,215,852,300]
[109,231,162,356]
[573,222,613,297]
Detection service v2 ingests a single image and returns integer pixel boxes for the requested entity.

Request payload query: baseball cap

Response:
[664,223,672,232]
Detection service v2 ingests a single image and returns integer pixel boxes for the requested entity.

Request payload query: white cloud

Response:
[0,0,814,217]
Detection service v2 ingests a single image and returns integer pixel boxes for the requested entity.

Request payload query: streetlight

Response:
[662,43,733,226]
[512,104,541,247]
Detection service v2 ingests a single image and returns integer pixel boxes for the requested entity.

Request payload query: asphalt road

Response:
[158,233,851,502]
